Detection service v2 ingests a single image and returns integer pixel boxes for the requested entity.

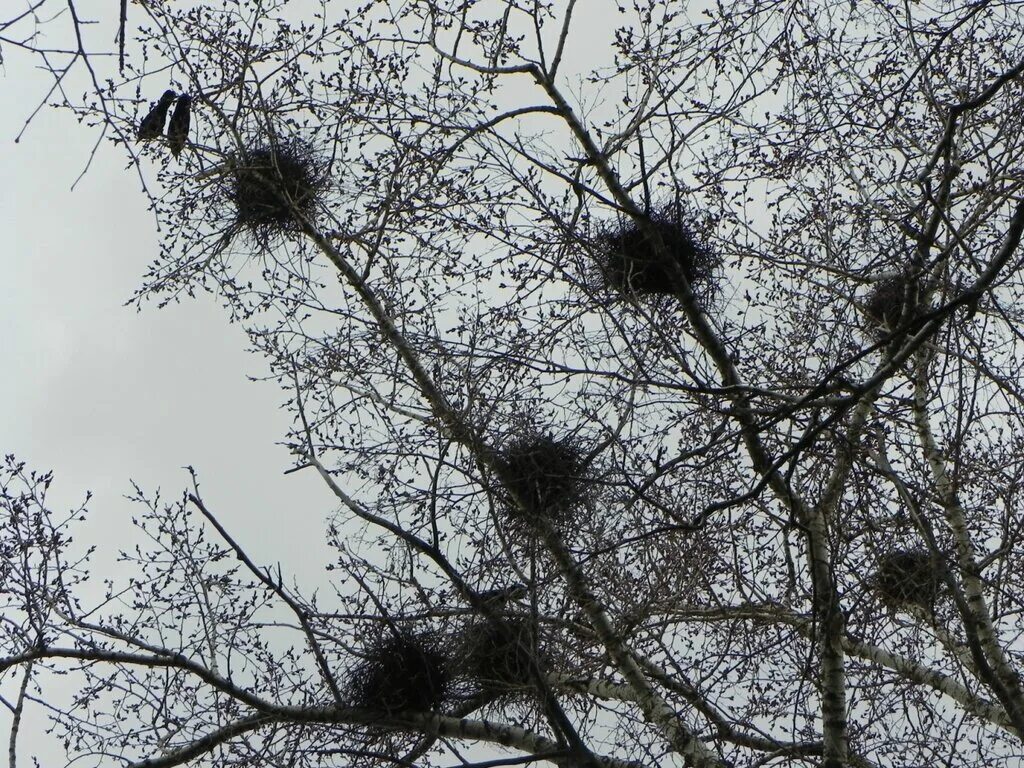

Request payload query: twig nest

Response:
[497,434,587,528]
[464,617,541,696]
[863,275,923,335]
[229,139,326,247]
[597,207,718,299]
[872,549,945,608]
[349,631,450,714]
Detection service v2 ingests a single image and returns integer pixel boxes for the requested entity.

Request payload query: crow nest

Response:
[862,274,924,336]
[496,434,589,530]
[463,616,543,698]
[595,207,719,301]
[226,138,327,247]
[348,631,451,714]
[872,549,946,608]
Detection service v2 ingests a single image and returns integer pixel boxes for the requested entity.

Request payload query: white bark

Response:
[913,352,1024,729]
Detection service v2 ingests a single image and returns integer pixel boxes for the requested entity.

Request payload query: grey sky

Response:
[7,2,1009,765]
[0,3,620,759]
[2,42,332,562]
[2,33,337,762]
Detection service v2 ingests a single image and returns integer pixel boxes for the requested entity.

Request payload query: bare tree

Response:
[5,1,1024,766]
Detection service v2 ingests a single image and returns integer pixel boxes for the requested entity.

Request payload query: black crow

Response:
[167,94,192,157]
[137,90,176,140]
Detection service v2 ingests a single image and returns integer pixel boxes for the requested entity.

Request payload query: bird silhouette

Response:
[137,90,177,140]
[167,94,192,157]
[477,583,528,605]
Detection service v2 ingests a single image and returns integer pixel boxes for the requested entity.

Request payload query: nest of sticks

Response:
[596,207,718,300]
[464,616,541,697]
[227,138,326,247]
[497,434,588,529]
[872,549,945,608]
[348,631,451,714]
[863,274,924,336]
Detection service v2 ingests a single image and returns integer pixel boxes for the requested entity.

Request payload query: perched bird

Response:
[167,94,192,157]
[477,583,529,606]
[137,90,176,140]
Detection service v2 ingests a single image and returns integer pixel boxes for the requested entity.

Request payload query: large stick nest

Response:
[863,274,923,335]
[464,616,541,697]
[497,434,588,528]
[228,139,327,247]
[872,549,945,608]
[596,207,718,299]
[348,631,451,714]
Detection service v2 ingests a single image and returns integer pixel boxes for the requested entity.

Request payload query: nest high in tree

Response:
[464,616,541,697]
[229,139,325,247]
[598,208,718,299]
[498,434,587,529]
[872,549,945,608]
[863,275,924,336]
[349,632,450,714]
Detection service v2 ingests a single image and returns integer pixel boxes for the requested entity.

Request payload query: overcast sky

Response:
[0,1,631,762]
[2,34,337,554]
[2,23,338,762]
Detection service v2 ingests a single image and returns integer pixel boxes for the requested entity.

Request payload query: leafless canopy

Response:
[6,1,1024,767]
